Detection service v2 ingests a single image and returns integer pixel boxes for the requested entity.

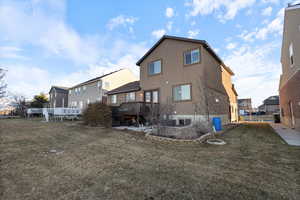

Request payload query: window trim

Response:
[144,89,160,103]
[172,83,192,102]
[183,47,201,66]
[147,59,163,76]
[289,43,294,67]
[111,94,117,104]
[126,92,136,102]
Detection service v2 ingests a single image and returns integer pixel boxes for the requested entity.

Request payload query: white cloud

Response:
[256,8,284,39]
[107,15,138,30]
[166,7,174,18]
[0,0,148,98]
[151,29,166,39]
[262,0,279,4]
[187,29,200,38]
[262,6,273,16]
[226,43,237,50]
[225,42,281,106]
[0,46,28,60]
[0,0,101,65]
[185,0,256,21]
[166,21,173,31]
[239,8,284,42]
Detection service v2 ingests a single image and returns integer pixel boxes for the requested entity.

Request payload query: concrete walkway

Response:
[269,123,300,146]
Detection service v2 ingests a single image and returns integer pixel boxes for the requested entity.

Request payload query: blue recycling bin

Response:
[212,117,222,131]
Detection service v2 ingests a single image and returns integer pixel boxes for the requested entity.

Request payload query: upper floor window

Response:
[184,48,200,65]
[173,84,191,101]
[97,81,101,88]
[69,90,72,95]
[83,86,86,91]
[126,92,135,102]
[289,43,294,66]
[111,95,117,104]
[148,60,161,75]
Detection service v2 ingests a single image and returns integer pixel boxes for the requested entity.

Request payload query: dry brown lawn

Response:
[0,119,299,200]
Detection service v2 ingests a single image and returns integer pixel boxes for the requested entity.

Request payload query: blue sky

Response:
[0,0,299,107]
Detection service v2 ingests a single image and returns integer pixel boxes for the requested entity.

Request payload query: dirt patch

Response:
[0,119,299,200]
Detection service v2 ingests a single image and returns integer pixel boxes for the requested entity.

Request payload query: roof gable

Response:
[70,69,122,89]
[49,86,68,94]
[136,35,234,75]
[107,81,140,95]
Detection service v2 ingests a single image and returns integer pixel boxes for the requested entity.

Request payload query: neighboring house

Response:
[0,106,15,115]
[136,35,235,125]
[279,3,300,131]
[68,68,138,109]
[107,81,142,106]
[258,96,280,114]
[221,66,239,122]
[238,98,252,115]
[49,86,69,108]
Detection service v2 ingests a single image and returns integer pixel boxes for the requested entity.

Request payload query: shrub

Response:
[82,102,112,128]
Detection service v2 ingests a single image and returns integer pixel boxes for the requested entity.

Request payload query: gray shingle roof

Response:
[107,81,140,95]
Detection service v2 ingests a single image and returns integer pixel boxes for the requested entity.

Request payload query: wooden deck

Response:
[111,102,159,126]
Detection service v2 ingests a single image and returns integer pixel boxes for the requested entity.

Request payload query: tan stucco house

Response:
[279,3,300,131]
[68,68,138,109]
[136,35,237,125]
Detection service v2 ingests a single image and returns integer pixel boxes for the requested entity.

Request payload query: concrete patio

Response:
[270,123,300,146]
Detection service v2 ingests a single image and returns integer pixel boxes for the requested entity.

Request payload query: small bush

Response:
[82,102,112,128]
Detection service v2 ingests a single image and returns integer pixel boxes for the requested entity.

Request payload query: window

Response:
[97,81,101,88]
[145,91,151,103]
[79,101,83,109]
[152,91,158,103]
[144,90,159,103]
[289,43,294,66]
[148,60,161,75]
[87,99,90,105]
[126,92,135,102]
[83,86,86,91]
[111,95,117,104]
[69,90,72,94]
[184,49,200,65]
[173,84,191,101]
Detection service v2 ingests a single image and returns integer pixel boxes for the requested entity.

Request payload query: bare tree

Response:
[13,95,27,117]
[0,68,7,99]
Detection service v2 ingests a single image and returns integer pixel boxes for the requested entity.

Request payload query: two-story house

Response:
[136,35,236,125]
[221,66,239,122]
[49,86,69,108]
[68,68,138,109]
[238,98,252,115]
[279,3,300,131]
[258,96,280,114]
